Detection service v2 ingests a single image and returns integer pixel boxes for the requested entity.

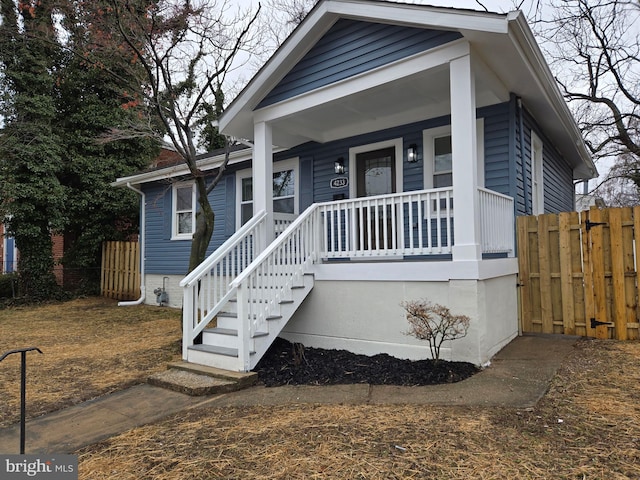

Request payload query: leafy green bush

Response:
[0,273,18,299]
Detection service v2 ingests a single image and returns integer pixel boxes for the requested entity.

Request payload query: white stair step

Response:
[202,327,267,348]
[187,345,246,371]
[216,312,283,321]
[190,344,239,357]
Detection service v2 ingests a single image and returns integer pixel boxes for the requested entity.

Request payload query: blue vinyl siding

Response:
[142,100,580,274]
[4,236,15,272]
[482,103,511,197]
[521,109,574,214]
[144,170,237,275]
[541,137,574,212]
[258,19,462,108]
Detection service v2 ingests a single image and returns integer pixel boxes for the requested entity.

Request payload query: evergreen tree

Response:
[55,3,159,292]
[0,0,66,299]
[0,0,159,298]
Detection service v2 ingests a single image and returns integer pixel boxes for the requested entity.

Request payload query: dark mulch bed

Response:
[253,338,479,387]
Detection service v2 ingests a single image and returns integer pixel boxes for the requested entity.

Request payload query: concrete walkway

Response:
[0,334,578,454]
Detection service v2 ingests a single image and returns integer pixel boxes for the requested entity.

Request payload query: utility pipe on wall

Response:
[118,183,146,306]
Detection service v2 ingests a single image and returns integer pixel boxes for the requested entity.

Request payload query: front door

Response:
[355,147,396,250]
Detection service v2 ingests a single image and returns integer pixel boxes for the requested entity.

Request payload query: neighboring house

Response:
[1,221,71,284]
[113,0,596,372]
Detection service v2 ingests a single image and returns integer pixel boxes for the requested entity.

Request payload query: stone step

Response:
[148,361,258,396]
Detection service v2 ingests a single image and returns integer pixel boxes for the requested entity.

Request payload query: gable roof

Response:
[219,0,596,180]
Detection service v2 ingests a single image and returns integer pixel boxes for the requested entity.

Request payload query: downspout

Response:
[118,182,146,306]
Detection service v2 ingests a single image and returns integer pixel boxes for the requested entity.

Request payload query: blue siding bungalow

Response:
[113,0,596,372]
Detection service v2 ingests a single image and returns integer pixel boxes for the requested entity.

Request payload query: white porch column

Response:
[253,121,274,245]
[450,53,482,261]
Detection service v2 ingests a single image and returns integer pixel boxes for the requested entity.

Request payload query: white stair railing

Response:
[230,206,319,371]
[180,211,267,359]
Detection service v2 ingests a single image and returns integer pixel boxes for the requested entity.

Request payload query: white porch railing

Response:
[318,188,456,258]
[479,187,515,254]
[180,210,267,359]
[180,187,514,366]
[274,212,297,236]
[317,187,514,259]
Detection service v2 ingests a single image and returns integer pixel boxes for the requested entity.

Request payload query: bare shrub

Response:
[401,300,470,362]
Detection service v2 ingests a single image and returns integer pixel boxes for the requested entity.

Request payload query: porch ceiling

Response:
[265,65,506,148]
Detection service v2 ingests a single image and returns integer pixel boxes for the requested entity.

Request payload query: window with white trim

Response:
[237,158,299,227]
[433,135,453,188]
[423,120,485,190]
[172,182,196,239]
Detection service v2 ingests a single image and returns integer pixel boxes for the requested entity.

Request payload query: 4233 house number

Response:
[330,177,348,189]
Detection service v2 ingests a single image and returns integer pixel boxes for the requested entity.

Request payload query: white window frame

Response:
[236,157,300,229]
[171,181,196,240]
[422,119,485,190]
[348,138,403,199]
[531,131,544,215]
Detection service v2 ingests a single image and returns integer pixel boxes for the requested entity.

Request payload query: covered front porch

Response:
[180,185,516,371]
[246,39,494,264]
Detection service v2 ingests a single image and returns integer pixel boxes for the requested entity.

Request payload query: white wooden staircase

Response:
[180,208,318,372]
[187,272,314,371]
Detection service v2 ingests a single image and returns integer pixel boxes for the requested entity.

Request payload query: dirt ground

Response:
[1,298,639,478]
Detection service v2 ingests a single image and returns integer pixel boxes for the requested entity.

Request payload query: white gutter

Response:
[118,183,146,306]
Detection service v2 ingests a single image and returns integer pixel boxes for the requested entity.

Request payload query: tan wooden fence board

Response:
[101,241,140,301]
[517,206,640,340]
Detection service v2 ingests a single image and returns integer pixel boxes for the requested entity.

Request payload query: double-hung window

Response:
[422,121,485,212]
[237,158,298,227]
[172,182,196,239]
[433,135,453,188]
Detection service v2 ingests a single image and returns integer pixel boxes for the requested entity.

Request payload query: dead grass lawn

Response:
[77,339,640,479]
[0,297,181,427]
[2,299,639,478]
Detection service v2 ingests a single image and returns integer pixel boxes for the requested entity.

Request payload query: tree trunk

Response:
[188,176,215,273]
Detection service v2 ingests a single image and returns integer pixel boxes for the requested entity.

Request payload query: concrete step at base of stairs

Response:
[148,360,257,396]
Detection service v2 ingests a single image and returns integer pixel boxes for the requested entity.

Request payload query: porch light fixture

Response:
[334,157,345,174]
[407,144,418,163]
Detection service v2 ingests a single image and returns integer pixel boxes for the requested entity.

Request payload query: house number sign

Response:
[330,177,348,189]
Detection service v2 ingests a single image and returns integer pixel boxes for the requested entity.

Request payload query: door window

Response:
[356,147,396,197]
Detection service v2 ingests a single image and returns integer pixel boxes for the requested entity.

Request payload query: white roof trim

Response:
[219,0,509,134]
[111,148,252,187]
[507,13,596,178]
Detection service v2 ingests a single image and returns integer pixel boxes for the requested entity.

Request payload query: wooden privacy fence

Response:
[517,206,640,340]
[101,241,140,300]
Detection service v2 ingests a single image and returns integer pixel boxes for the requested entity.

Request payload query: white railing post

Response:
[182,285,194,360]
[235,283,251,372]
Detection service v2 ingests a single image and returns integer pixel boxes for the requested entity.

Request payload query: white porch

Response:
[180,187,515,371]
